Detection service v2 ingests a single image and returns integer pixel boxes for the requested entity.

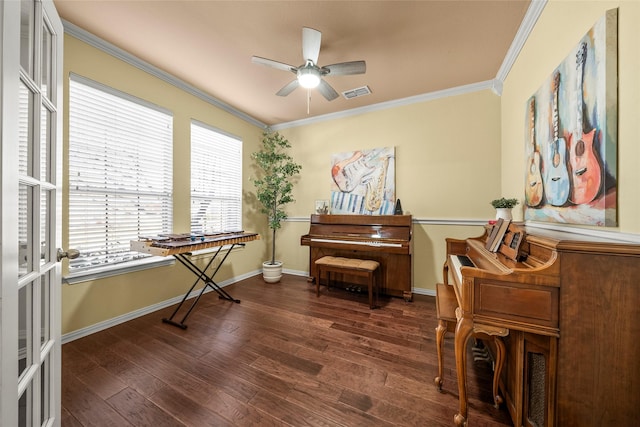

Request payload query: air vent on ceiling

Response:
[342,86,372,99]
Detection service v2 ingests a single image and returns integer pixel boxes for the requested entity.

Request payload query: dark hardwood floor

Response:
[61,274,513,426]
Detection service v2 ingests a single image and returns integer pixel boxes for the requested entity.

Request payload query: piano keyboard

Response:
[457,255,475,267]
[449,254,475,284]
[310,238,402,248]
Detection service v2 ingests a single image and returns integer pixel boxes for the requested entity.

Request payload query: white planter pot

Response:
[495,208,513,221]
[262,261,283,283]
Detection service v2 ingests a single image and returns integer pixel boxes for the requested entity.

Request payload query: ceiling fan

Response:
[252,27,366,101]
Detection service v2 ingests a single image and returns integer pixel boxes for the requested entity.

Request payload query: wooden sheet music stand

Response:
[498,223,526,261]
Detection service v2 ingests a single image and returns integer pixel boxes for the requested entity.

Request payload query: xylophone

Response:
[130,231,259,329]
[130,231,259,256]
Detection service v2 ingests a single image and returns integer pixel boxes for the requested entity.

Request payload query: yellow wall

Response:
[501,0,640,232]
[62,0,640,336]
[62,35,266,334]
[275,90,502,293]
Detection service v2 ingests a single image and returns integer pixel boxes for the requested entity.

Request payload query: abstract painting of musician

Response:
[523,9,617,226]
[330,146,395,215]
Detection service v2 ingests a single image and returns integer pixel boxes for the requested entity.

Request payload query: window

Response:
[68,75,173,273]
[190,121,242,234]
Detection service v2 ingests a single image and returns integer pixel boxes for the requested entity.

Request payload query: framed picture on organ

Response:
[523,9,617,226]
[330,146,395,215]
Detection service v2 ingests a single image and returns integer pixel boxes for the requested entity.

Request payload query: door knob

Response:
[57,248,80,262]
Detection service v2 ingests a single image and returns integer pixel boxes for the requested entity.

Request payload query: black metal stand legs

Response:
[162,243,243,329]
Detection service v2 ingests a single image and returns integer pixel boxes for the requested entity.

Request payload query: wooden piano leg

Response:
[434,319,448,391]
[492,336,505,408]
[454,313,474,427]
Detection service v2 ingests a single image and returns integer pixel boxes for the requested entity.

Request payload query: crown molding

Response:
[62,19,267,129]
[495,0,548,85]
[271,80,497,130]
[273,0,547,129]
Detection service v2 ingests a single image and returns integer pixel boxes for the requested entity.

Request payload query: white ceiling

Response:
[53,0,532,127]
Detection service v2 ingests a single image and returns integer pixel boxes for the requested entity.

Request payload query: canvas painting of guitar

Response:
[331,147,395,215]
[331,150,376,193]
[544,71,570,206]
[523,10,617,226]
[524,97,544,207]
[567,42,602,205]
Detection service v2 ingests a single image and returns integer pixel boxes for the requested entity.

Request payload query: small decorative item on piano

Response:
[498,223,526,261]
[394,199,403,215]
[490,197,519,221]
[315,200,329,214]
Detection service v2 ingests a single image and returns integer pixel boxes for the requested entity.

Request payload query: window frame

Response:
[65,74,174,283]
[190,120,243,235]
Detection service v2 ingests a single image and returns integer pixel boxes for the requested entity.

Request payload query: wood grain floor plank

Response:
[147,385,235,427]
[84,346,169,398]
[76,365,128,400]
[61,374,134,427]
[196,387,286,427]
[106,387,185,427]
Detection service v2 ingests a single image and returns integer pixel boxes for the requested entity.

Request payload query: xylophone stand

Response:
[162,243,243,329]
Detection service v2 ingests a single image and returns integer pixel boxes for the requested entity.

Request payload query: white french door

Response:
[1,1,64,426]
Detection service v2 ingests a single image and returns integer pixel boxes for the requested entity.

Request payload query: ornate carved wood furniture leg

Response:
[435,280,458,391]
[491,336,506,408]
[454,307,509,426]
[474,332,508,408]
[454,308,473,427]
[434,318,448,391]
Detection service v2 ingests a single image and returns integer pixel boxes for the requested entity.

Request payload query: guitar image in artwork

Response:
[331,149,379,193]
[544,71,570,206]
[524,97,544,207]
[567,42,602,205]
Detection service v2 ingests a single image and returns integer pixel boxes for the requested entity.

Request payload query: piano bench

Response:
[314,256,380,309]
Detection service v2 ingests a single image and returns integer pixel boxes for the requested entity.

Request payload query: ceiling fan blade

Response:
[322,61,366,76]
[252,56,296,73]
[276,79,299,97]
[302,27,321,64]
[317,79,339,101]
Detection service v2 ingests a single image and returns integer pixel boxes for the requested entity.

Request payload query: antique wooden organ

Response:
[436,223,640,426]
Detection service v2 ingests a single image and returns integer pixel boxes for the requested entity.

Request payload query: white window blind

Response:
[190,121,242,234]
[68,75,173,272]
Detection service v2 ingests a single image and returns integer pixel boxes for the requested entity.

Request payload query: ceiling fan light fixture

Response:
[297,67,321,89]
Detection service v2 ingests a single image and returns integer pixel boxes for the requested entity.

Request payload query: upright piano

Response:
[300,214,413,301]
[436,223,640,427]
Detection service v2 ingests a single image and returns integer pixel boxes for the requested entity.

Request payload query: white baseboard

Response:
[61,269,262,344]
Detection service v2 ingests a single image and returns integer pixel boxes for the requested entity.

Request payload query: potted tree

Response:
[490,197,520,220]
[251,130,302,283]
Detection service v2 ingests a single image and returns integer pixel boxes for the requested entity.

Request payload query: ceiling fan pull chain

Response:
[307,89,311,115]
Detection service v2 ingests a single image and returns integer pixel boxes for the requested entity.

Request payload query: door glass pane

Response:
[20,0,34,76]
[41,272,50,345]
[18,81,34,177]
[18,382,32,427]
[40,190,50,265]
[41,356,50,425]
[41,22,53,99]
[18,282,33,380]
[18,184,33,277]
[40,105,50,182]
